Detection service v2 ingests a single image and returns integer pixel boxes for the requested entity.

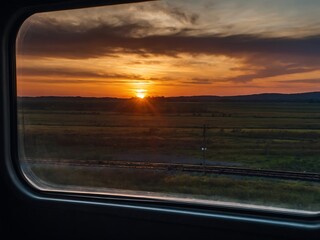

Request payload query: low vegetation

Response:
[30,164,320,211]
[18,97,320,211]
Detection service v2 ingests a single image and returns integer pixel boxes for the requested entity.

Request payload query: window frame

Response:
[2,0,320,238]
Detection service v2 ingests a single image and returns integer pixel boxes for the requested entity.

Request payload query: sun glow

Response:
[136,89,146,99]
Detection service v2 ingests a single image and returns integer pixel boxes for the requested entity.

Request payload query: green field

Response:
[18,98,320,211]
[20,100,320,171]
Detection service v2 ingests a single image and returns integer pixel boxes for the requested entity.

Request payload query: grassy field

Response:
[18,98,320,211]
[29,164,320,211]
[19,100,320,171]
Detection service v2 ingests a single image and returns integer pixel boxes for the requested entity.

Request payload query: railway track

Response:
[26,159,320,182]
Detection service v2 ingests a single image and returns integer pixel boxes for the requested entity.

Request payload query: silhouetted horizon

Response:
[18,91,320,101]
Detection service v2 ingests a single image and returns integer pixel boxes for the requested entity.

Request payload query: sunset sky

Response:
[16,0,320,98]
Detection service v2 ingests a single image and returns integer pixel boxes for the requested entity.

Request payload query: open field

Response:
[18,97,320,211]
[19,98,320,172]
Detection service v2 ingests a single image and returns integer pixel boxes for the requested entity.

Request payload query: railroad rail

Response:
[25,159,320,182]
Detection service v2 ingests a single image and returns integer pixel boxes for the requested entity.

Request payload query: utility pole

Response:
[201,124,207,167]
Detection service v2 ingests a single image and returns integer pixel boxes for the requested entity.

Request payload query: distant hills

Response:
[165,92,320,102]
[17,92,320,113]
[19,92,320,103]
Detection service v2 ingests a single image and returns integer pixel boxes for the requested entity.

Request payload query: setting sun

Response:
[136,89,146,99]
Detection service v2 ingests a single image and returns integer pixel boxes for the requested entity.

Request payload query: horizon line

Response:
[17,91,320,99]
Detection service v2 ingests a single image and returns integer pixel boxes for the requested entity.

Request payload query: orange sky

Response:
[16,0,320,98]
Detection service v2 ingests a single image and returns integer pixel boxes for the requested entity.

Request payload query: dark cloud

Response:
[276,79,320,84]
[18,66,178,84]
[18,66,144,81]
[163,5,199,25]
[23,79,111,84]
[226,57,319,83]
[182,78,215,85]
[18,19,320,58]
[17,18,320,83]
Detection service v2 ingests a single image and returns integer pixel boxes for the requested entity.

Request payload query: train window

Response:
[16,0,320,214]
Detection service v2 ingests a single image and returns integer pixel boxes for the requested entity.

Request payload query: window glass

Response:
[16,0,320,213]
